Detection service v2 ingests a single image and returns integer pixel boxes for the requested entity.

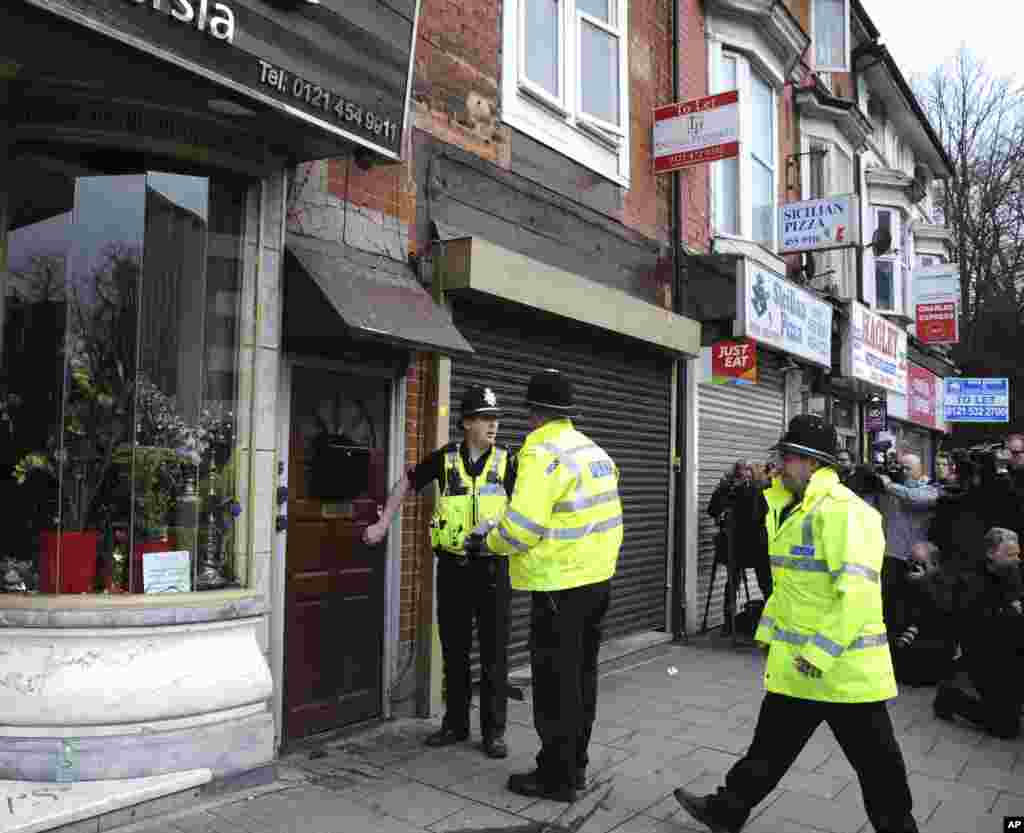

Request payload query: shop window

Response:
[713,52,777,249]
[2,160,248,595]
[504,0,630,183]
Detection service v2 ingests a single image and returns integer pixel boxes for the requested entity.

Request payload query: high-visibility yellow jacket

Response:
[754,468,897,703]
[431,444,510,555]
[485,419,623,591]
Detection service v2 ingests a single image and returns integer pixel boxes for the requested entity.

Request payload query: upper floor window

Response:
[504,0,630,183]
[813,0,849,72]
[873,206,912,315]
[713,51,777,249]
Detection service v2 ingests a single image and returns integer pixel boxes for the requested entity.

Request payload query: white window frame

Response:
[801,131,855,296]
[711,47,778,251]
[502,0,631,186]
[872,206,904,314]
[811,0,851,73]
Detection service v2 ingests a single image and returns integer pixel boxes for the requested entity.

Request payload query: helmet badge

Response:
[483,388,497,407]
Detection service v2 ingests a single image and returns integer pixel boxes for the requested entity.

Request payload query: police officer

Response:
[470,369,623,803]
[363,385,514,758]
[674,415,919,833]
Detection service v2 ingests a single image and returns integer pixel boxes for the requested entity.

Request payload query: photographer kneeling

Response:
[930,528,1024,739]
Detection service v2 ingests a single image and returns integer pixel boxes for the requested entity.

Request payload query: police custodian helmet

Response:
[460,385,502,419]
[525,369,575,412]
[772,414,839,467]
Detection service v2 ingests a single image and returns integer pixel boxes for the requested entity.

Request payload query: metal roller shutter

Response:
[697,350,786,632]
[449,295,673,670]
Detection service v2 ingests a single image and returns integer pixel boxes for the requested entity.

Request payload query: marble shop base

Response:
[0,769,211,833]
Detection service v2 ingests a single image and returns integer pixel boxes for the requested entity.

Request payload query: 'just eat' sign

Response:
[711,341,758,385]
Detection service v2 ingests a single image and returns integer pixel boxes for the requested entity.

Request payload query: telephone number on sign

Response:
[257,60,399,145]
[945,406,1008,418]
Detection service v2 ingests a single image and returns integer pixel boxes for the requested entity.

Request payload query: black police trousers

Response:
[709,693,918,833]
[530,580,611,789]
[436,553,509,740]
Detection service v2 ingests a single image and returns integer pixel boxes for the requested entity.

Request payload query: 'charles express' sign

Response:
[24,0,419,159]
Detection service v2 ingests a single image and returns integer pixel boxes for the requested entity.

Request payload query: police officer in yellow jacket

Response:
[363,385,515,758]
[674,415,918,833]
[469,369,623,803]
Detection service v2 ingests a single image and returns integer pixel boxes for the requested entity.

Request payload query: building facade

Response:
[1,0,708,783]
[685,0,957,632]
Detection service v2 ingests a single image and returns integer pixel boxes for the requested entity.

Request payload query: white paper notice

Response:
[143,550,192,593]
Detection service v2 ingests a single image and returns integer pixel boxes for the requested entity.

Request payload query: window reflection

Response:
[1,160,246,595]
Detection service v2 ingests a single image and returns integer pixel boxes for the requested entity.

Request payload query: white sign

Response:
[778,194,861,254]
[841,301,908,396]
[735,261,833,367]
[913,266,961,345]
[653,91,739,174]
[142,550,193,593]
[944,377,1010,423]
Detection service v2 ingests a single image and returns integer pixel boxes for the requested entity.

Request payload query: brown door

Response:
[283,366,389,741]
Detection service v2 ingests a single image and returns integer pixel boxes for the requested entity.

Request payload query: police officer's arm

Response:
[797,502,886,674]
[484,445,565,557]
[363,450,444,545]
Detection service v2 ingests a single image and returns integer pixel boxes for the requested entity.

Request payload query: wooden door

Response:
[283,366,389,741]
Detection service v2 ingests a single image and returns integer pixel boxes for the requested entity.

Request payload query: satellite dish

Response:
[869,227,892,258]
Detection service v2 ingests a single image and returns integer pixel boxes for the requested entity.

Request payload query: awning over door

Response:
[285,234,474,357]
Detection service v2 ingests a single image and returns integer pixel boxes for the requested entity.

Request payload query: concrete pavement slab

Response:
[422,804,523,833]
[349,780,474,827]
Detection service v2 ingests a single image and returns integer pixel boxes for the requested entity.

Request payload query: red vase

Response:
[130,534,178,594]
[39,530,99,594]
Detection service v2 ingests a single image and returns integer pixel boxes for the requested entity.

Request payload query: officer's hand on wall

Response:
[363,522,387,546]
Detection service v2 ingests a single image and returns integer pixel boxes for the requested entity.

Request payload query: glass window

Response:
[2,158,248,595]
[524,0,561,99]
[579,18,620,126]
[876,261,895,310]
[751,72,775,247]
[814,0,848,71]
[716,54,739,235]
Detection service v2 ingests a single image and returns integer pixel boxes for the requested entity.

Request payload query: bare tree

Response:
[916,48,1024,434]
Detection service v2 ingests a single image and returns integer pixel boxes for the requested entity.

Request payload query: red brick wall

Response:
[676,0,710,253]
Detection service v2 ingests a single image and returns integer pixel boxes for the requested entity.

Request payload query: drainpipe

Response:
[670,0,688,643]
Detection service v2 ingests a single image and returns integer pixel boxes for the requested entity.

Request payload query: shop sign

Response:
[142,550,193,593]
[653,91,739,174]
[778,194,860,254]
[735,262,833,368]
[711,340,758,385]
[841,301,908,396]
[914,266,960,345]
[26,0,418,158]
[864,399,887,432]
[944,377,1010,423]
[907,364,937,429]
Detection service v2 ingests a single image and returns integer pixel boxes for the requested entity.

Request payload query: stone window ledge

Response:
[0,589,266,629]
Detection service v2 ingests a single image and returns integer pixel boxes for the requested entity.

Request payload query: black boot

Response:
[673,788,742,833]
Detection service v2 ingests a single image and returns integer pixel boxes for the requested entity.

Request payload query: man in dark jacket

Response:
[708,461,771,634]
[931,527,1023,739]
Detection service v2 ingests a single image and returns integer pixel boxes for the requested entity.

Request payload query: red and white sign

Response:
[907,364,938,429]
[916,300,958,345]
[711,340,758,385]
[653,91,740,174]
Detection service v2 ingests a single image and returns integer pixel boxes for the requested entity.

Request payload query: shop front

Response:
[692,253,834,631]
[433,235,700,666]
[0,0,445,782]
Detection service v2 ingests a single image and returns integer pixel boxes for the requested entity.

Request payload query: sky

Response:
[858,0,1022,85]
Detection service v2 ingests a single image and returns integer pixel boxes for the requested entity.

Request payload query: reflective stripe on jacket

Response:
[485,419,622,591]
[431,445,509,554]
[754,468,897,703]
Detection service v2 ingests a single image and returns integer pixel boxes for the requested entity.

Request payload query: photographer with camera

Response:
[930,527,1024,739]
[707,460,772,635]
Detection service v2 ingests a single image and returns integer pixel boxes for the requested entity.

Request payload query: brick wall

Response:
[676,0,710,253]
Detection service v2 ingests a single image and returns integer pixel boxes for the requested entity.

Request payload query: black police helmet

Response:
[460,385,501,419]
[772,414,839,467]
[525,369,574,412]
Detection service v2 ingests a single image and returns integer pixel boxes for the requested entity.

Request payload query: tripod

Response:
[701,509,752,642]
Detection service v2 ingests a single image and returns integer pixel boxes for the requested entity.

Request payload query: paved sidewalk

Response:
[114,638,1022,833]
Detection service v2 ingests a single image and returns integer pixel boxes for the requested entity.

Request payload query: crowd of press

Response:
[708,434,1024,741]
